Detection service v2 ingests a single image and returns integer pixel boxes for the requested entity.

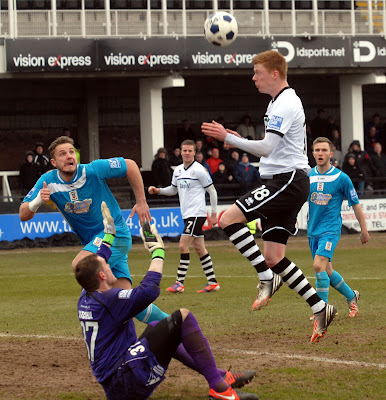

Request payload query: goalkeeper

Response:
[75,203,258,400]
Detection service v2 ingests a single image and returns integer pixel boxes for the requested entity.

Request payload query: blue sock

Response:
[329,270,355,301]
[135,304,168,324]
[315,271,330,303]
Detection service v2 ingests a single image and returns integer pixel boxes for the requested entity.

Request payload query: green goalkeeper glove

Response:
[101,201,116,246]
[140,221,165,260]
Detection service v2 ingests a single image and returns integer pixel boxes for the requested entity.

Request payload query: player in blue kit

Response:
[75,203,258,400]
[308,137,370,317]
[19,135,167,324]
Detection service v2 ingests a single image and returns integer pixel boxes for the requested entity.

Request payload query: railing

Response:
[0,2,385,38]
[0,171,19,202]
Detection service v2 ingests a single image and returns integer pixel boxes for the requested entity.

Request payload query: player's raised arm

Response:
[19,181,51,221]
[124,159,151,225]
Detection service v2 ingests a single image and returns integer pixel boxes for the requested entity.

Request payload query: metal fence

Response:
[0,2,385,38]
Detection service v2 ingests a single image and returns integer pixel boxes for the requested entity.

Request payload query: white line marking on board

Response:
[0,333,385,369]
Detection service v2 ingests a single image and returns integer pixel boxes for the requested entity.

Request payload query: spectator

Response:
[169,146,183,166]
[176,119,196,146]
[225,149,240,175]
[342,153,365,193]
[331,143,343,168]
[369,142,386,189]
[364,113,381,142]
[344,140,376,190]
[206,147,223,174]
[327,115,340,137]
[195,138,208,159]
[233,153,261,193]
[310,109,330,141]
[212,162,233,197]
[330,128,342,151]
[236,114,256,139]
[195,151,211,175]
[19,151,39,198]
[33,142,51,177]
[364,125,377,153]
[151,147,172,187]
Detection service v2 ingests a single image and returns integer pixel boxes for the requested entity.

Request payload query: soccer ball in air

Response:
[204,11,238,47]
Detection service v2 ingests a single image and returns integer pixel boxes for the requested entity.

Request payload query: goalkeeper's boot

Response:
[223,370,256,389]
[166,281,184,293]
[348,290,360,318]
[209,387,259,400]
[311,304,337,343]
[251,274,283,310]
[197,282,220,293]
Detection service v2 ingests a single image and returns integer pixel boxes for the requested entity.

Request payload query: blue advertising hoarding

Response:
[0,207,184,242]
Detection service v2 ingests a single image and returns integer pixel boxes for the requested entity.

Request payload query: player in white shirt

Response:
[201,50,336,343]
[149,140,220,293]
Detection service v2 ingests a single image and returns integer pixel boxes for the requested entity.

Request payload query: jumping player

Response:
[149,139,220,293]
[76,203,258,400]
[308,137,370,317]
[201,50,337,343]
[19,135,167,324]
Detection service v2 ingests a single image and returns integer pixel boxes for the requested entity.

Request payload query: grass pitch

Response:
[0,234,385,399]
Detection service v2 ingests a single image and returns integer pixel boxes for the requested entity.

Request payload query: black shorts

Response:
[236,170,309,244]
[182,216,206,237]
[139,310,182,367]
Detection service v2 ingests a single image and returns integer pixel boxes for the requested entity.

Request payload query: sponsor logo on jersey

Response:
[64,199,92,214]
[245,196,254,206]
[317,182,324,191]
[267,115,284,130]
[179,180,191,189]
[310,192,332,205]
[69,190,79,201]
[93,237,103,247]
[118,289,133,299]
[108,158,121,168]
[78,310,93,320]
[325,241,332,251]
[350,188,359,201]
[26,187,37,198]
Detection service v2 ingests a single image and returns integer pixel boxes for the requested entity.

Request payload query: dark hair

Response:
[48,136,75,159]
[74,254,102,292]
[35,142,44,148]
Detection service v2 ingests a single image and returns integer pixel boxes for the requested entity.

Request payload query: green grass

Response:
[1,234,386,399]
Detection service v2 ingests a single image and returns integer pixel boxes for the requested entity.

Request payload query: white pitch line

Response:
[0,274,384,280]
[217,348,386,370]
[1,333,385,370]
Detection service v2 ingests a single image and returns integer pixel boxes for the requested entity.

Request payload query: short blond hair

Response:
[252,50,287,80]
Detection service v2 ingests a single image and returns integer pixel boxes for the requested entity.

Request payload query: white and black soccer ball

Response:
[204,11,238,47]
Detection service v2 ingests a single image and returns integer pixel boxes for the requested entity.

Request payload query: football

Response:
[204,11,238,47]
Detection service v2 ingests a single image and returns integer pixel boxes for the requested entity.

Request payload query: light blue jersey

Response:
[307,165,359,237]
[23,158,133,279]
[23,157,128,243]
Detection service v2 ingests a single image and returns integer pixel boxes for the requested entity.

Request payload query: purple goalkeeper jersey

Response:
[77,271,161,382]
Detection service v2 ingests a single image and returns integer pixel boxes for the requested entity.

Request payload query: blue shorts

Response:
[83,225,132,281]
[308,234,340,262]
[101,338,165,400]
